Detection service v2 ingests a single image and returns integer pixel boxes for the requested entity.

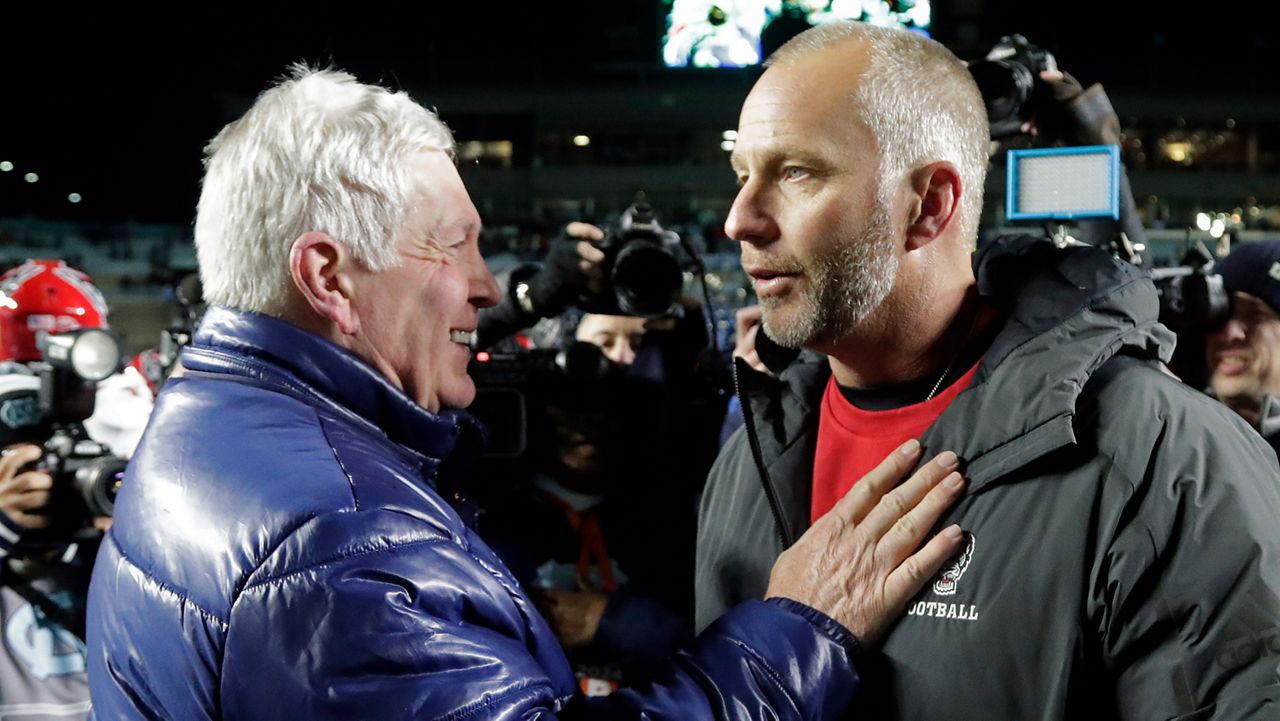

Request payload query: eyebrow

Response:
[440,218,480,241]
[730,145,834,175]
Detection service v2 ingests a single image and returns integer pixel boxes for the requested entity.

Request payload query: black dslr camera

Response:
[968,34,1058,140]
[5,329,128,540]
[589,203,686,318]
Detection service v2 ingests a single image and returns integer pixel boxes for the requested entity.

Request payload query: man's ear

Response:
[288,232,361,336]
[904,161,962,251]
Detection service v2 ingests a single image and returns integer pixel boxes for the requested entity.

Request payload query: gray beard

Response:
[761,212,898,349]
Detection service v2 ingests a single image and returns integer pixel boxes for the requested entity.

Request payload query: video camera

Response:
[467,343,620,459]
[1150,241,1231,335]
[0,329,127,541]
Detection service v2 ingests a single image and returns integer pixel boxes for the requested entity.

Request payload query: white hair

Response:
[194,64,456,314]
[768,23,989,246]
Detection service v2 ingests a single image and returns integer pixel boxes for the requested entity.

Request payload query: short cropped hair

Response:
[195,65,456,314]
[769,23,989,245]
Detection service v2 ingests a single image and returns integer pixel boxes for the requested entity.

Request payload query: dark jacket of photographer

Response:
[85,307,863,721]
[697,236,1280,720]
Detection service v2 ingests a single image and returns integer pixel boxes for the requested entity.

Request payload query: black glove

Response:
[474,236,600,351]
[1032,72,1122,146]
[524,236,593,318]
[1032,72,1145,251]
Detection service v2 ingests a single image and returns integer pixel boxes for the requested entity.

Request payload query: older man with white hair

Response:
[84,66,969,720]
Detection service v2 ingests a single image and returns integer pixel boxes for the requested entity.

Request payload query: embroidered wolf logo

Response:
[933,532,976,596]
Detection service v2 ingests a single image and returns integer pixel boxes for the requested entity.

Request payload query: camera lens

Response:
[75,456,127,517]
[612,243,683,317]
[969,60,1032,126]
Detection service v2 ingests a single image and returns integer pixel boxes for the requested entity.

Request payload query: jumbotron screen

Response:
[662,1,932,69]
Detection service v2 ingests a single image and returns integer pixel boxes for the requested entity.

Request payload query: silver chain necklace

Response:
[923,355,958,402]
[923,300,980,402]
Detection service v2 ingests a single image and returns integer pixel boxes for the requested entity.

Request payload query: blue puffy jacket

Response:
[86,307,861,720]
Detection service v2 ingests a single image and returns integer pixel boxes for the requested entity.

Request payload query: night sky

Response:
[3,2,1273,225]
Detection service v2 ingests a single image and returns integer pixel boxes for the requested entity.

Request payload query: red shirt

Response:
[811,360,981,523]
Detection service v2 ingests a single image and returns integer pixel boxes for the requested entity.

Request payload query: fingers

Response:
[565,222,604,243]
[883,524,966,607]
[1,449,54,530]
[574,239,605,262]
[573,239,606,294]
[7,471,52,495]
[877,471,965,567]
[8,509,51,530]
[9,485,51,512]
[858,451,960,539]
[733,320,759,358]
[828,439,923,526]
[734,304,762,338]
[0,444,42,484]
[2,473,53,530]
[735,321,768,373]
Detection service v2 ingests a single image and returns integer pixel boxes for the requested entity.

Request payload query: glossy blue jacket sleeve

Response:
[219,534,860,721]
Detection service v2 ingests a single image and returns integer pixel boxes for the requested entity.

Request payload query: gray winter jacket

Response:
[697,236,1280,720]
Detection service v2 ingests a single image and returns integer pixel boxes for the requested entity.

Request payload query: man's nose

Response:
[1212,316,1249,345]
[725,183,778,247]
[470,255,502,309]
[608,340,636,367]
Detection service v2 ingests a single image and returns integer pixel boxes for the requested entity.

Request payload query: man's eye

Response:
[782,167,809,182]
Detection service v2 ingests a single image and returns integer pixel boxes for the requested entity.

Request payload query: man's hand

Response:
[0,444,53,530]
[564,222,607,298]
[1023,70,1121,146]
[765,439,965,647]
[531,588,609,649]
[525,223,607,316]
[733,305,768,374]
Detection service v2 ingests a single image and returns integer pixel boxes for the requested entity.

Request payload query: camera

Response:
[0,329,128,541]
[968,34,1058,140]
[1150,242,1230,334]
[468,343,621,459]
[39,430,126,521]
[589,203,686,317]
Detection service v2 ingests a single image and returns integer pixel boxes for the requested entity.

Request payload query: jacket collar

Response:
[948,236,1174,487]
[180,306,485,472]
[742,236,1176,494]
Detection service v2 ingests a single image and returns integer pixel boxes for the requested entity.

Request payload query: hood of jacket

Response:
[738,236,1176,538]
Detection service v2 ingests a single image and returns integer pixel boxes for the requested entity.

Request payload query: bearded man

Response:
[697,21,1280,721]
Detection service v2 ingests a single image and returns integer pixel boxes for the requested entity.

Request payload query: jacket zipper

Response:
[733,357,795,549]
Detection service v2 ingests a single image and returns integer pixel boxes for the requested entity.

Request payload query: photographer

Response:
[1206,240,1280,455]
[477,241,727,692]
[0,260,138,720]
[475,223,607,351]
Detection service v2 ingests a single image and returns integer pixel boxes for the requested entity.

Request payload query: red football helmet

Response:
[0,259,110,363]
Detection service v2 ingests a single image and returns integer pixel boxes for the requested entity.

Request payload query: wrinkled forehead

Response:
[734,45,876,162]
[402,150,481,240]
